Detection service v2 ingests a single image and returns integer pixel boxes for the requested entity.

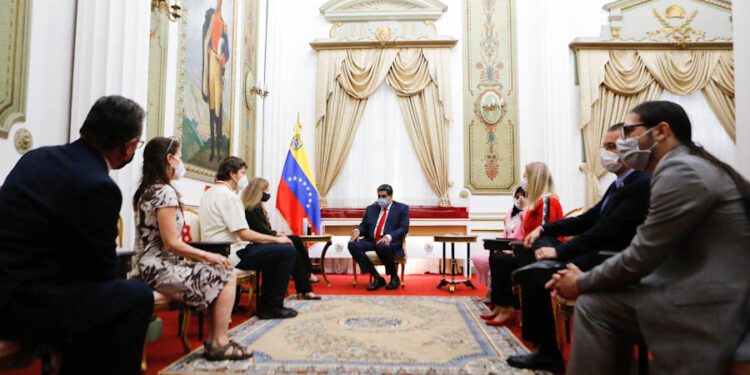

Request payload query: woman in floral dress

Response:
[129,137,251,360]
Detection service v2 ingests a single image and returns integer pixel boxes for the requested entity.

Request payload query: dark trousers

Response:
[289,235,313,294]
[348,239,399,277]
[236,242,295,308]
[489,250,519,307]
[0,279,154,375]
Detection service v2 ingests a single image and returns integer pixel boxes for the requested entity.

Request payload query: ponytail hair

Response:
[630,101,750,219]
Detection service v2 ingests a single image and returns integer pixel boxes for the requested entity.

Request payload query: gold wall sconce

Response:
[250,87,270,99]
[152,0,181,22]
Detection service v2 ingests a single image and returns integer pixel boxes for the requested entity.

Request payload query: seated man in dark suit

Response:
[348,184,409,291]
[0,96,154,374]
[506,122,651,373]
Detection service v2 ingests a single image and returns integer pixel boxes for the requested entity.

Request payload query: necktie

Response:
[600,182,618,213]
[375,208,388,242]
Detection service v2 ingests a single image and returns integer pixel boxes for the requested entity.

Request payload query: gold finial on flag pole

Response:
[295,112,302,131]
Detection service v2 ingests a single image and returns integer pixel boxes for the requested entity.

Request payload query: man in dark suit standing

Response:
[506,123,651,373]
[0,96,154,374]
[348,184,409,291]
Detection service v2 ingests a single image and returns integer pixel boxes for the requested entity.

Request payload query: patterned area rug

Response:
[159,296,549,375]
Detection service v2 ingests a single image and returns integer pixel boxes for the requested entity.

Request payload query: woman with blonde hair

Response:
[483,162,564,328]
[241,178,320,300]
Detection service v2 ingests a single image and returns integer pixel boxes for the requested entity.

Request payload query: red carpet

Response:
[5,273,572,375]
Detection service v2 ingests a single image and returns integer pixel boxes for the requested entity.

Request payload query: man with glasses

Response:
[548,101,750,374]
[348,184,410,291]
[0,96,153,374]
[506,123,651,372]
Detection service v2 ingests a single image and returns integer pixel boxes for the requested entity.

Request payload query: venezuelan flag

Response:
[276,122,322,235]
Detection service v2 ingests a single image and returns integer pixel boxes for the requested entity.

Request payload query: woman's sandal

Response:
[203,340,253,361]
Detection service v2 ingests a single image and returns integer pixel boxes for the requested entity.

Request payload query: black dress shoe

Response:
[366,277,386,291]
[507,350,565,373]
[256,306,298,319]
[511,260,566,286]
[385,276,400,290]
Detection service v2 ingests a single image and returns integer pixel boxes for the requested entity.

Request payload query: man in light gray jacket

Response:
[548,101,750,375]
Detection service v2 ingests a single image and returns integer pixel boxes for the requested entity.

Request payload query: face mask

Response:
[520,177,528,191]
[234,175,249,191]
[616,127,658,171]
[600,149,624,174]
[171,159,185,180]
[261,192,271,202]
[377,197,389,208]
[513,198,523,210]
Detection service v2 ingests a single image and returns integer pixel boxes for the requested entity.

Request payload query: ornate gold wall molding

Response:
[463,0,519,194]
[0,0,32,139]
[239,0,259,177]
[147,7,170,140]
[310,38,456,50]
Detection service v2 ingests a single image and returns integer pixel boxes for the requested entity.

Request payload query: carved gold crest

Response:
[647,6,705,47]
[375,26,393,41]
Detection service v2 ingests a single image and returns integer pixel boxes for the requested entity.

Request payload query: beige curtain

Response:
[577,48,735,207]
[315,47,453,206]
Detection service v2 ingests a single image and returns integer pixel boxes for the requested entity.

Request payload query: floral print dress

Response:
[129,184,231,311]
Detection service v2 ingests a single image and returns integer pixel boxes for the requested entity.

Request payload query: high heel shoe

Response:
[485,311,518,326]
[480,313,497,320]
[485,316,516,326]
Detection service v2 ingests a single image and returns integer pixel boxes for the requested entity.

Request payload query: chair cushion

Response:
[153,290,170,305]
[366,252,406,264]
[183,209,201,242]
[236,269,257,282]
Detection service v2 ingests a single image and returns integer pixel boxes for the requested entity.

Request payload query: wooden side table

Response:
[434,235,478,292]
[299,234,333,287]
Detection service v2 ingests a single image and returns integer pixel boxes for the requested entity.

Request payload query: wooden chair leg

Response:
[141,344,147,374]
[246,278,256,314]
[352,260,358,286]
[197,312,203,342]
[180,309,191,354]
[401,262,405,287]
[552,299,566,353]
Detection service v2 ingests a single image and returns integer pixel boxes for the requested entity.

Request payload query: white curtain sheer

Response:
[659,91,737,168]
[326,84,437,207]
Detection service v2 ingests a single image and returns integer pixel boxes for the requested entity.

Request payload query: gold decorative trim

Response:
[329,22,342,38]
[470,228,504,233]
[0,0,32,139]
[611,27,621,38]
[569,40,732,50]
[469,217,503,222]
[13,128,32,154]
[695,0,731,11]
[622,0,653,11]
[310,38,457,49]
[424,20,437,35]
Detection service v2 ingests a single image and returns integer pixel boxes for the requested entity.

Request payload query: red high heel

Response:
[480,313,495,319]
[485,311,518,326]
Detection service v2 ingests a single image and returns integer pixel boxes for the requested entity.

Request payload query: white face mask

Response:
[600,149,624,174]
[520,177,528,191]
[171,159,185,180]
[513,198,523,210]
[616,127,658,171]
[234,175,249,191]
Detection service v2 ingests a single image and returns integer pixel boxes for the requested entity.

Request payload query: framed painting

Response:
[175,0,238,181]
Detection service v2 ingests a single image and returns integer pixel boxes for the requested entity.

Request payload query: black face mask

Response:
[261,192,271,202]
[115,151,135,170]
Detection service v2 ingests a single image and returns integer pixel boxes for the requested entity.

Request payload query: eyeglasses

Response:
[377,194,388,199]
[621,123,648,138]
[601,142,618,151]
[136,140,145,149]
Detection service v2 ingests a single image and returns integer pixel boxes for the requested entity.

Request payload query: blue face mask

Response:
[377,197,389,208]
[261,192,271,202]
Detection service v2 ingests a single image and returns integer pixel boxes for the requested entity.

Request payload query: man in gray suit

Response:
[547,101,750,375]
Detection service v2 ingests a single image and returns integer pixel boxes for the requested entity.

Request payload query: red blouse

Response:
[523,196,565,241]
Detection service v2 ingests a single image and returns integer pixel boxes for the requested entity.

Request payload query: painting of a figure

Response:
[177,0,236,179]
